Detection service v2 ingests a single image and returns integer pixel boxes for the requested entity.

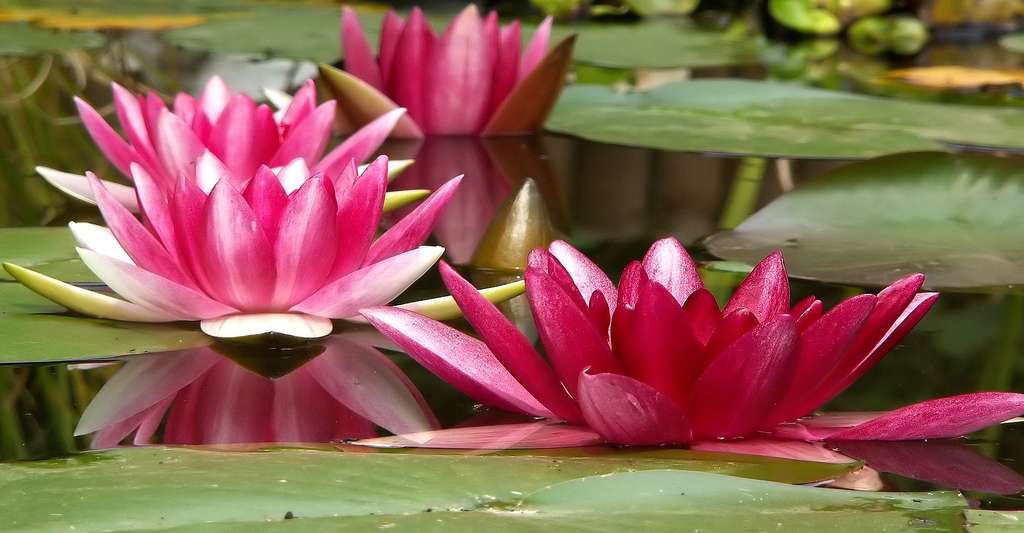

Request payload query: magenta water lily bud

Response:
[35,76,406,211]
[6,156,465,339]
[362,237,1024,446]
[323,5,575,137]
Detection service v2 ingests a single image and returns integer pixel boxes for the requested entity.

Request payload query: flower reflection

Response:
[76,333,438,447]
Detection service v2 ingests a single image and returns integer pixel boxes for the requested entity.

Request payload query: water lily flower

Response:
[362,237,1024,446]
[321,6,575,137]
[36,76,412,212]
[4,156,524,339]
[76,334,438,447]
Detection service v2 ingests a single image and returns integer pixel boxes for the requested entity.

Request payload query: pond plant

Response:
[321,5,575,137]
[363,238,1024,446]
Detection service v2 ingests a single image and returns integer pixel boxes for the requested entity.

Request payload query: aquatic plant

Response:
[5,156,522,339]
[35,76,410,211]
[321,5,575,137]
[363,237,1024,445]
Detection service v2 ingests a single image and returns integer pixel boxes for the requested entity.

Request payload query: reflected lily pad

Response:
[0,284,209,364]
[704,152,1024,290]
[548,20,763,69]
[547,81,1024,158]
[0,23,104,55]
[0,446,894,532]
[0,227,93,282]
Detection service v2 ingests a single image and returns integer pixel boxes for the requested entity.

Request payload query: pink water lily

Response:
[323,5,575,137]
[362,237,1024,446]
[4,156,488,339]
[36,76,408,211]
[77,334,438,448]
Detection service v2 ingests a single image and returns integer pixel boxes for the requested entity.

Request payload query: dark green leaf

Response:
[0,227,94,282]
[0,23,104,55]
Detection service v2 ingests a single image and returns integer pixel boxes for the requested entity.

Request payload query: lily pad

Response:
[0,446,918,532]
[0,284,209,364]
[704,152,1024,290]
[0,23,104,55]
[548,20,764,69]
[546,80,1024,158]
[0,227,94,282]
[965,510,1024,532]
[999,33,1024,54]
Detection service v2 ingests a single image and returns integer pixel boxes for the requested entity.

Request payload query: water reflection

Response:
[77,332,438,447]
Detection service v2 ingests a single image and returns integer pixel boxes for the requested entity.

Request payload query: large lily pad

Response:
[0,23,104,54]
[704,152,1024,290]
[0,446,945,532]
[0,284,209,364]
[0,227,93,282]
[546,80,1024,158]
[548,20,764,69]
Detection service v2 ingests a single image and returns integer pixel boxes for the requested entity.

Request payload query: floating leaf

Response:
[0,284,208,364]
[965,510,1024,532]
[0,227,94,282]
[546,80,1024,158]
[1000,33,1024,53]
[547,20,763,69]
[0,446,886,532]
[0,23,104,55]
[704,152,1024,290]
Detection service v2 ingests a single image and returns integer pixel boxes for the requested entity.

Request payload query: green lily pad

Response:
[999,33,1024,54]
[965,510,1024,532]
[0,446,897,532]
[549,20,764,69]
[0,23,104,55]
[546,80,1024,158]
[0,284,209,364]
[704,152,1024,290]
[0,227,94,282]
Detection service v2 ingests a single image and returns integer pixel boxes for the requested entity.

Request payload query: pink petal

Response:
[489,20,521,114]
[329,156,387,278]
[208,95,280,179]
[242,165,289,244]
[69,222,131,263]
[693,438,852,464]
[173,93,196,125]
[519,16,552,80]
[201,179,277,311]
[75,97,137,177]
[129,163,176,258]
[702,308,758,367]
[615,260,644,310]
[364,175,462,264]
[269,101,336,167]
[193,361,274,444]
[439,261,582,423]
[194,150,235,192]
[723,250,790,323]
[88,172,190,286]
[132,396,174,445]
[828,392,1024,441]
[78,248,237,320]
[378,11,405,88]
[36,167,139,211]
[548,240,617,314]
[278,79,317,132]
[766,294,877,426]
[688,315,799,439]
[314,108,406,179]
[271,176,338,308]
[355,422,601,449]
[198,76,233,124]
[796,299,824,331]
[360,306,552,417]
[525,267,621,396]
[341,6,383,90]
[110,83,160,176]
[531,248,590,313]
[641,237,702,306]
[424,5,494,134]
[170,174,214,292]
[155,108,205,184]
[577,371,691,446]
[682,288,720,346]
[610,275,702,408]
[307,335,439,435]
[834,440,1024,495]
[292,246,443,318]
[386,7,434,127]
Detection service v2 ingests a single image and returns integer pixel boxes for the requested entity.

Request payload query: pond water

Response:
[5,4,1024,530]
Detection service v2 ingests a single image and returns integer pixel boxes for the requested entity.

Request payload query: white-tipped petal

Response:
[356,159,414,182]
[195,151,232,194]
[262,87,293,111]
[2,262,176,322]
[200,312,333,339]
[68,222,133,264]
[345,280,526,324]
[36,166,140,212]
[276,158,311,194]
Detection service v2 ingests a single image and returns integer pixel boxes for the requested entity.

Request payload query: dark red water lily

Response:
[362,237,1024,446]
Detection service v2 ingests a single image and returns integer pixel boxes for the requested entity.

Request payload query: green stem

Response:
[718,157,766,230]
[975,296,1023,457]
